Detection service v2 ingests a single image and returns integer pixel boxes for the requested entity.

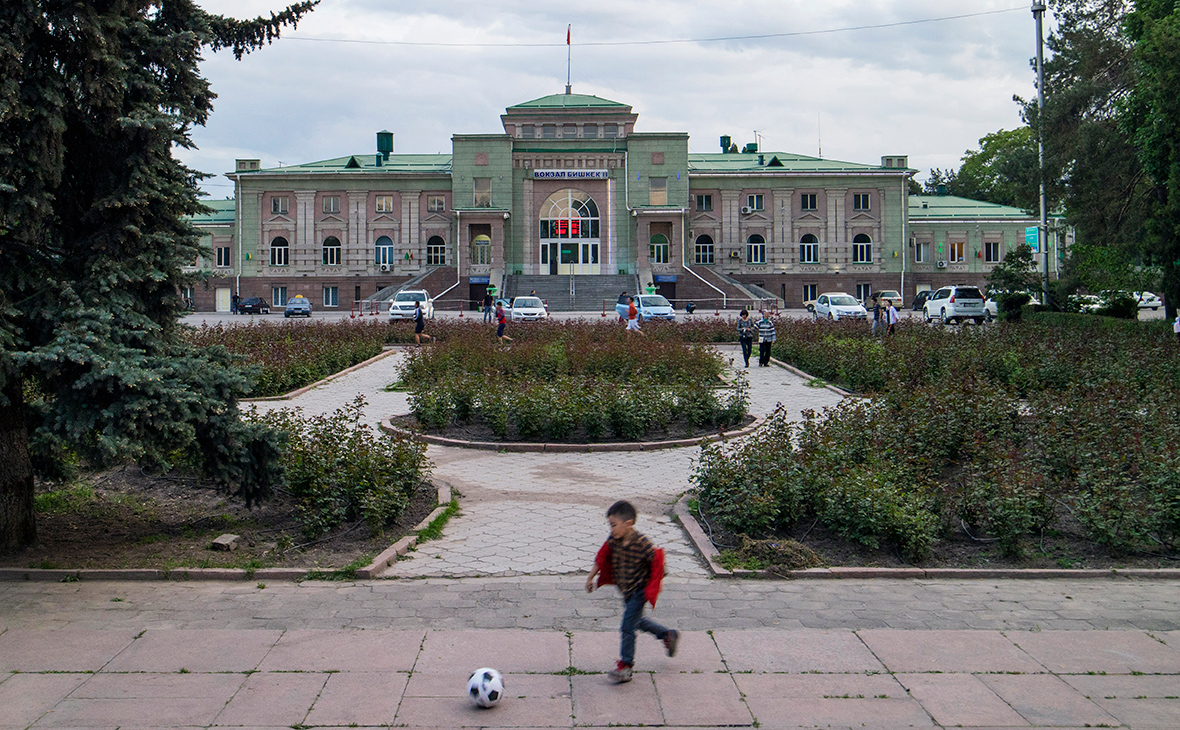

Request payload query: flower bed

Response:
[398,325,748,442]
[696,314,1180,564]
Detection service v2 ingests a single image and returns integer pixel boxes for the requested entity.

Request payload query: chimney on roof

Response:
[936,184,947,196]
[720,135,731,153]
[377,130,393,161]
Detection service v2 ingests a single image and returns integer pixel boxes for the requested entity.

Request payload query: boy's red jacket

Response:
[593,540,665,607]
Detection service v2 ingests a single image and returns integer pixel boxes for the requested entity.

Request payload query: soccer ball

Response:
[467,667,504,708]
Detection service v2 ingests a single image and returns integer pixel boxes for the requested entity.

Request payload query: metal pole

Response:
[1033,1,1050,305]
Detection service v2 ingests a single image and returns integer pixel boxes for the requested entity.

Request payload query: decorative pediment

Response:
[319,214,345,224]
[371,213,400,224]
[795,212,825,223]
[265,214,294,224]
[423,211,451,223]
[847,211,877,222]
[691,212,719,224]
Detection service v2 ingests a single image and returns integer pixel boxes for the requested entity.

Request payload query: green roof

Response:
[190,198,235,225]
[909,194,1039,219]
[507,93,628,110]
[252,154,453,174]
[688,152,893,174]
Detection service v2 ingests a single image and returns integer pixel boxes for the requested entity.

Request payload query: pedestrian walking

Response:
[886,300,900,335]
[586,500,677,684]
[616,291,629,322]
[482,292,493,323]
[737,309,754,368]
[413,301,432,345]
[1174,312,1180,345]
[495,301,513,343]
[756,311,776,366]
[231,292,240,315]
[626,296,644,335]
[870,293,881,335]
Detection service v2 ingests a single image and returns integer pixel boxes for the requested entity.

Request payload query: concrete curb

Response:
[379,416,765,453]
[0,483,454,584]
[241,347,400,402]
[768,357,859,398]
[674,495,1180,581]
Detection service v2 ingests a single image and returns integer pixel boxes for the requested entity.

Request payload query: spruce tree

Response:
[0,1,317,551]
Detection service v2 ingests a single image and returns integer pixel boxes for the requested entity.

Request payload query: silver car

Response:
[510,296,548,322]
[813,292,868,321]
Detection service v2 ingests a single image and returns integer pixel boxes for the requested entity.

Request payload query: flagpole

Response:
[565,24,572,94]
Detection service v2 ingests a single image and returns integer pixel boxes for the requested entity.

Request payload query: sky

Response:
[182,0,1051,200]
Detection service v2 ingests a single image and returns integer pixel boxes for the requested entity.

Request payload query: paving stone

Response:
[733,673,930,729]
[570,630,722,674]
[414,629,571,675]
[1087,697,1180,728]
[304,671,408,726]
[102,629,281,673]
[653,672,752,726]
[977,674,1121,727]
[31,697,227,728]
[1061,673,1180,698]
[0,629,138,672]
[212,672,326,726]
[897,673,1030,727]
[257,628,424,671]
[74,673,244,699]
[1009,630,1180,674]
[0,673,89,726]
[858,629,1046,673]
[570,673,662,727]
[712,629,885,673]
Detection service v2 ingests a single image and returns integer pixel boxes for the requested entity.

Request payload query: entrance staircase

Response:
[503,275,638,312]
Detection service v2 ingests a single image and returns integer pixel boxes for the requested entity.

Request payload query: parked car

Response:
[634,294,676,321]
[615,293,631,320]
[493,297,512,314]
[283,295,311,318]
[237,297,270,315]
[911,290,935,311]
[813,292,868,321]
[388,290,433,320]
[803,298,818,313]
[924,285,986,324]
[983,292,1040,321]
[509,296,548,322]
[874,290,903,308]
[1133,291,1163,310]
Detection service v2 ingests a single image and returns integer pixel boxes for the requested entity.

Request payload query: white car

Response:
[510,296,548,322]
[388,290,433,320]
[1133,292,1162,310]
[924,285,986,324]
[635,294,676,321]
[813,292,868,321]
[983,292,1041,321]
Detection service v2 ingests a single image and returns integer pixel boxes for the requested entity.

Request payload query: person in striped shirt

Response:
[756,311,776,366]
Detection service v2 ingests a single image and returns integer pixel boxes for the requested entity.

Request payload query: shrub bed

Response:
[398,326,748,442]
[696,314,1180,564]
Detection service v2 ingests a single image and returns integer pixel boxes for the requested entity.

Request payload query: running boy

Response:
[586,500,679,683]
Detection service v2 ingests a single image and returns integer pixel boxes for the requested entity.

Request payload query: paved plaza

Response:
[4,333,1180,728]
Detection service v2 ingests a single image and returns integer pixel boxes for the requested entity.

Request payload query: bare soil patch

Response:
[2,468,439,573]
[389,413,757,444]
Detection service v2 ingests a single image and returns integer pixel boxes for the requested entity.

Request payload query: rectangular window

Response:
[542,124,557,139]
[520,124,534,139]
[800,241,819,263]
[323,286,338,308]
[747,194,764,211]
[801,193,817,211]
[914,241,928,263]
[649,240,670,264]
[604,124,618,139]
[853,241,872,264]
[562,124,576,138]
[694,240,714,265]
[695,194,713,212]
[985,240,1002,263]
[322,195,341,214]
[583,124,598,139]
[802,284,817,303]
[853,193,871,211]
[270,242,289,267]
[473,178,491,207]
[271,286,287,307]
[427,240,447,266]
[271,196,288,214]
[472,241,491,265]
[215,246,231,268]
[746,241,766,264]
[649,177,667,206]
[856,283,873,303]
[375,195,394,213]
[949,240,966,263]
[322,240,341,266]
[428,195,446,212]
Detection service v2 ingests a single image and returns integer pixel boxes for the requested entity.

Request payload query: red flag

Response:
[567,25,570,45]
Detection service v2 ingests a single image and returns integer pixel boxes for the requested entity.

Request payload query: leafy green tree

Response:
[0,1,317,551]
[1123,0,1180,316]
[953,128,1040,210]
[986,244,1042,320]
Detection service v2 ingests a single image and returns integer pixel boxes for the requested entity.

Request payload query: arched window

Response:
[539,190,599,240]
[746,234,766,265]
[269,236,289,267]
[426,236,446,266]
[472,234,491,265]
[322,236,341,266]
[694,234,715,265]
[374,235,395,267]
[852,233,872,264]
[799,234,819,264]
[649,233,669,264]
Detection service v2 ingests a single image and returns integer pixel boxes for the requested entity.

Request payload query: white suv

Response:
[388,290,433,320]
[924,285,986,324]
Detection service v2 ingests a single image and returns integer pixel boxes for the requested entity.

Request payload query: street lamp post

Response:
[1033,1,1050,305]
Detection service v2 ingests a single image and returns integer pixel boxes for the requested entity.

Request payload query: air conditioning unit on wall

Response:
[379,263,391,272]
[740,206,753,214]
[729,250,741,259]
[936,260,948,269]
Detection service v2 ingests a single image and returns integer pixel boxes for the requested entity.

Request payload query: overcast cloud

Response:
[182,0,1048,199]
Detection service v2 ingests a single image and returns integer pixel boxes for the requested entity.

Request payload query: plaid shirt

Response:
[608,532,656,597]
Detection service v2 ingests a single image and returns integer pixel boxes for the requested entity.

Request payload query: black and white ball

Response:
[466,667,504,708]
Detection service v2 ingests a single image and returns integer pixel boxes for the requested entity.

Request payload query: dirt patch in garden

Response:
[1,468,440,573]
[697,506,1180,572]
[388,413,757,444]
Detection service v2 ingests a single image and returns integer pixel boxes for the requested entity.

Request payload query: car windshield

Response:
[956,288,984,299]
[640,296,670,307]
[829,296,859,306]
[288,297,307,304]
[513,297,542,308]
[878,291,900,299]
[395,292,425,302]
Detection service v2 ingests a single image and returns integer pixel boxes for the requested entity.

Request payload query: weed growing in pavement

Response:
[415,500,459,542]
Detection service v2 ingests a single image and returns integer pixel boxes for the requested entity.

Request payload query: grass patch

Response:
[304,553,373,581]
[34,486,97,514]
[416,500,459,542]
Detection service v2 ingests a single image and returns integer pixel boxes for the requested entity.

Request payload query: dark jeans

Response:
[620,590,668,666]
[483,305,492,322]
[739,337,753,365]
[758,341,772,366]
